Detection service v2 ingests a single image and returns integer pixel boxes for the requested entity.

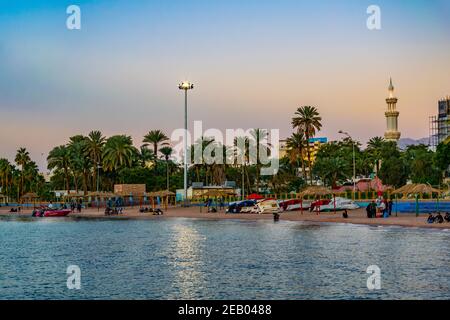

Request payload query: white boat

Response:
[318,197,359,212]
[252,199,280,214]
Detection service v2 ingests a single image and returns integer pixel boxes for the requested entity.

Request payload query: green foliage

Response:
[378,157,408,188]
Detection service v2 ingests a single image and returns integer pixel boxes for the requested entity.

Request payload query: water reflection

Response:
[166,223,205,299]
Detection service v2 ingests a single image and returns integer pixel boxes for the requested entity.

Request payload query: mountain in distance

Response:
[398,137,429,150]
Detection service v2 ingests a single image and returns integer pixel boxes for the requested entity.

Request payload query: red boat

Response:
[32,208,71,217]
[43,209,71,217]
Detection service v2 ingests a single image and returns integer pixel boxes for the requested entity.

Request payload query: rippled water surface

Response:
[0,216,449,299]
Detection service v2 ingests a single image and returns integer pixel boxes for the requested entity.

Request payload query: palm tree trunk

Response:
[64,168,70,194]
[83,171,88,195]
[305,133,313,184]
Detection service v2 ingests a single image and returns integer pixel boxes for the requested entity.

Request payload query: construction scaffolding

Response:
[429,97,450,148]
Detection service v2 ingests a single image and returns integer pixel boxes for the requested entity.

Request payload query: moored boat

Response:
[32,208,71,217]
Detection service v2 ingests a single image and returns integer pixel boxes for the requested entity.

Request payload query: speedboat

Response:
[252,199,280,214]
[278,199,311,211]
[32,208,71,217]
[226,200,256,214]
[311,197,359,212]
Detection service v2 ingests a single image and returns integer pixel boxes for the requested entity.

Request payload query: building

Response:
[429,96,450,148]
[384,78,401,142]
[114,184,146,196]
[279,139,288,159]
[279,137,328,164]
[305,137,328,164]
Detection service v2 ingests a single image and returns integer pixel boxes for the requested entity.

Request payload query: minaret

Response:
[384,78,401,142]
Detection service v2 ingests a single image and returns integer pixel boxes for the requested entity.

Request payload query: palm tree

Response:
[190,137,215,184]
[366,137,386,174]
[250,129,271,193]
[86,131,106,191]
[68,135,91,195]
[292,106,322,184]
[102,135,138,172]
[139,145,155,168]
[160,146,173,190]
[15,147,31,197]
[47,146,71,194]
[143,130,169,166]
[234,136,251,197]
[285,132,307,180]
[313,157,350,188]
[23,161,39,193]
[0,159,13,195]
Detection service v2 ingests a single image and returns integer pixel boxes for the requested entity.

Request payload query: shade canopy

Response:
[21,192,39,200]
[300,186,333,197]
[392,184,441,195]
[147,190,176,197]
[88,191,116,198]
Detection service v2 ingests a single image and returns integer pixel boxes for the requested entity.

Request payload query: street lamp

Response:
[339,130,356,198]
[179,81,194,205]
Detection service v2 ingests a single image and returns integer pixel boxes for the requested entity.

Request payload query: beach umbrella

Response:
[20,192,40,209]
[299,186,334,214]
[299,186,333,197]
[392,184,441,217]
[147,190,176,210]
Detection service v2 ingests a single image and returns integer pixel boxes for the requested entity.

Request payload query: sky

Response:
[0,0,449,170]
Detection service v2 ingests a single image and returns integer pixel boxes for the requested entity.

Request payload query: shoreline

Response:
[1,207,449,230]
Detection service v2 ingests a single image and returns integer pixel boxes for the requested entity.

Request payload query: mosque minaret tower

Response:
[384,78,401,142]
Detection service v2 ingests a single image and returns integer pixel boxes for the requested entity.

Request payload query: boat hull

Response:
[43,210,71,217]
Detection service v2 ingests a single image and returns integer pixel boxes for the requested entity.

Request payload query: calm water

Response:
[0,216,449,300]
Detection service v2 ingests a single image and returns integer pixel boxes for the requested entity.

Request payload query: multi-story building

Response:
[306,138,328,164]
[430,96,450,147]
[278,137,328,164]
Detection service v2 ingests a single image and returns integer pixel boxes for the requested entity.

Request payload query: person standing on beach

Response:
[388,199,393,216]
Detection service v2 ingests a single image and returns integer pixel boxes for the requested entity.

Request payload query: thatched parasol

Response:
[392,184,441,195]
[88,191,116,198]
[21,192,39,200]
[392,183,441,217]
[299,186,333,197]
[148,190,176,197]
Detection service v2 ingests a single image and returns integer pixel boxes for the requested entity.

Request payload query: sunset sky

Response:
[1,0,449,170]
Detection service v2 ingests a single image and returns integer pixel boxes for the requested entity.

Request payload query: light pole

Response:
[179,81,194,205]
[339,130,356,198]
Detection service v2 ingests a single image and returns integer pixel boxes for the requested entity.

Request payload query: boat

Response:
[226,200,256,214]
[311,197,359,212]
[278,199,311,211]
[32,208,71,217]
[251,199,280,214]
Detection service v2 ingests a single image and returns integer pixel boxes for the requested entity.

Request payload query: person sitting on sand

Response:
[343,210,349,219]
[445,212,450,223]
[435,212,444,224]
[427,214,435,224]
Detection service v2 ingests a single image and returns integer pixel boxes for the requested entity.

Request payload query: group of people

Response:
[204,198,225,213]
[68,200,83,213]
[427,212,450,224]
[366,198,394,219]
[104,206,124,216]
[138,207,164,215]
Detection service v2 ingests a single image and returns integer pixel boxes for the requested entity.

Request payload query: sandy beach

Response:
[1,206,449,230]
